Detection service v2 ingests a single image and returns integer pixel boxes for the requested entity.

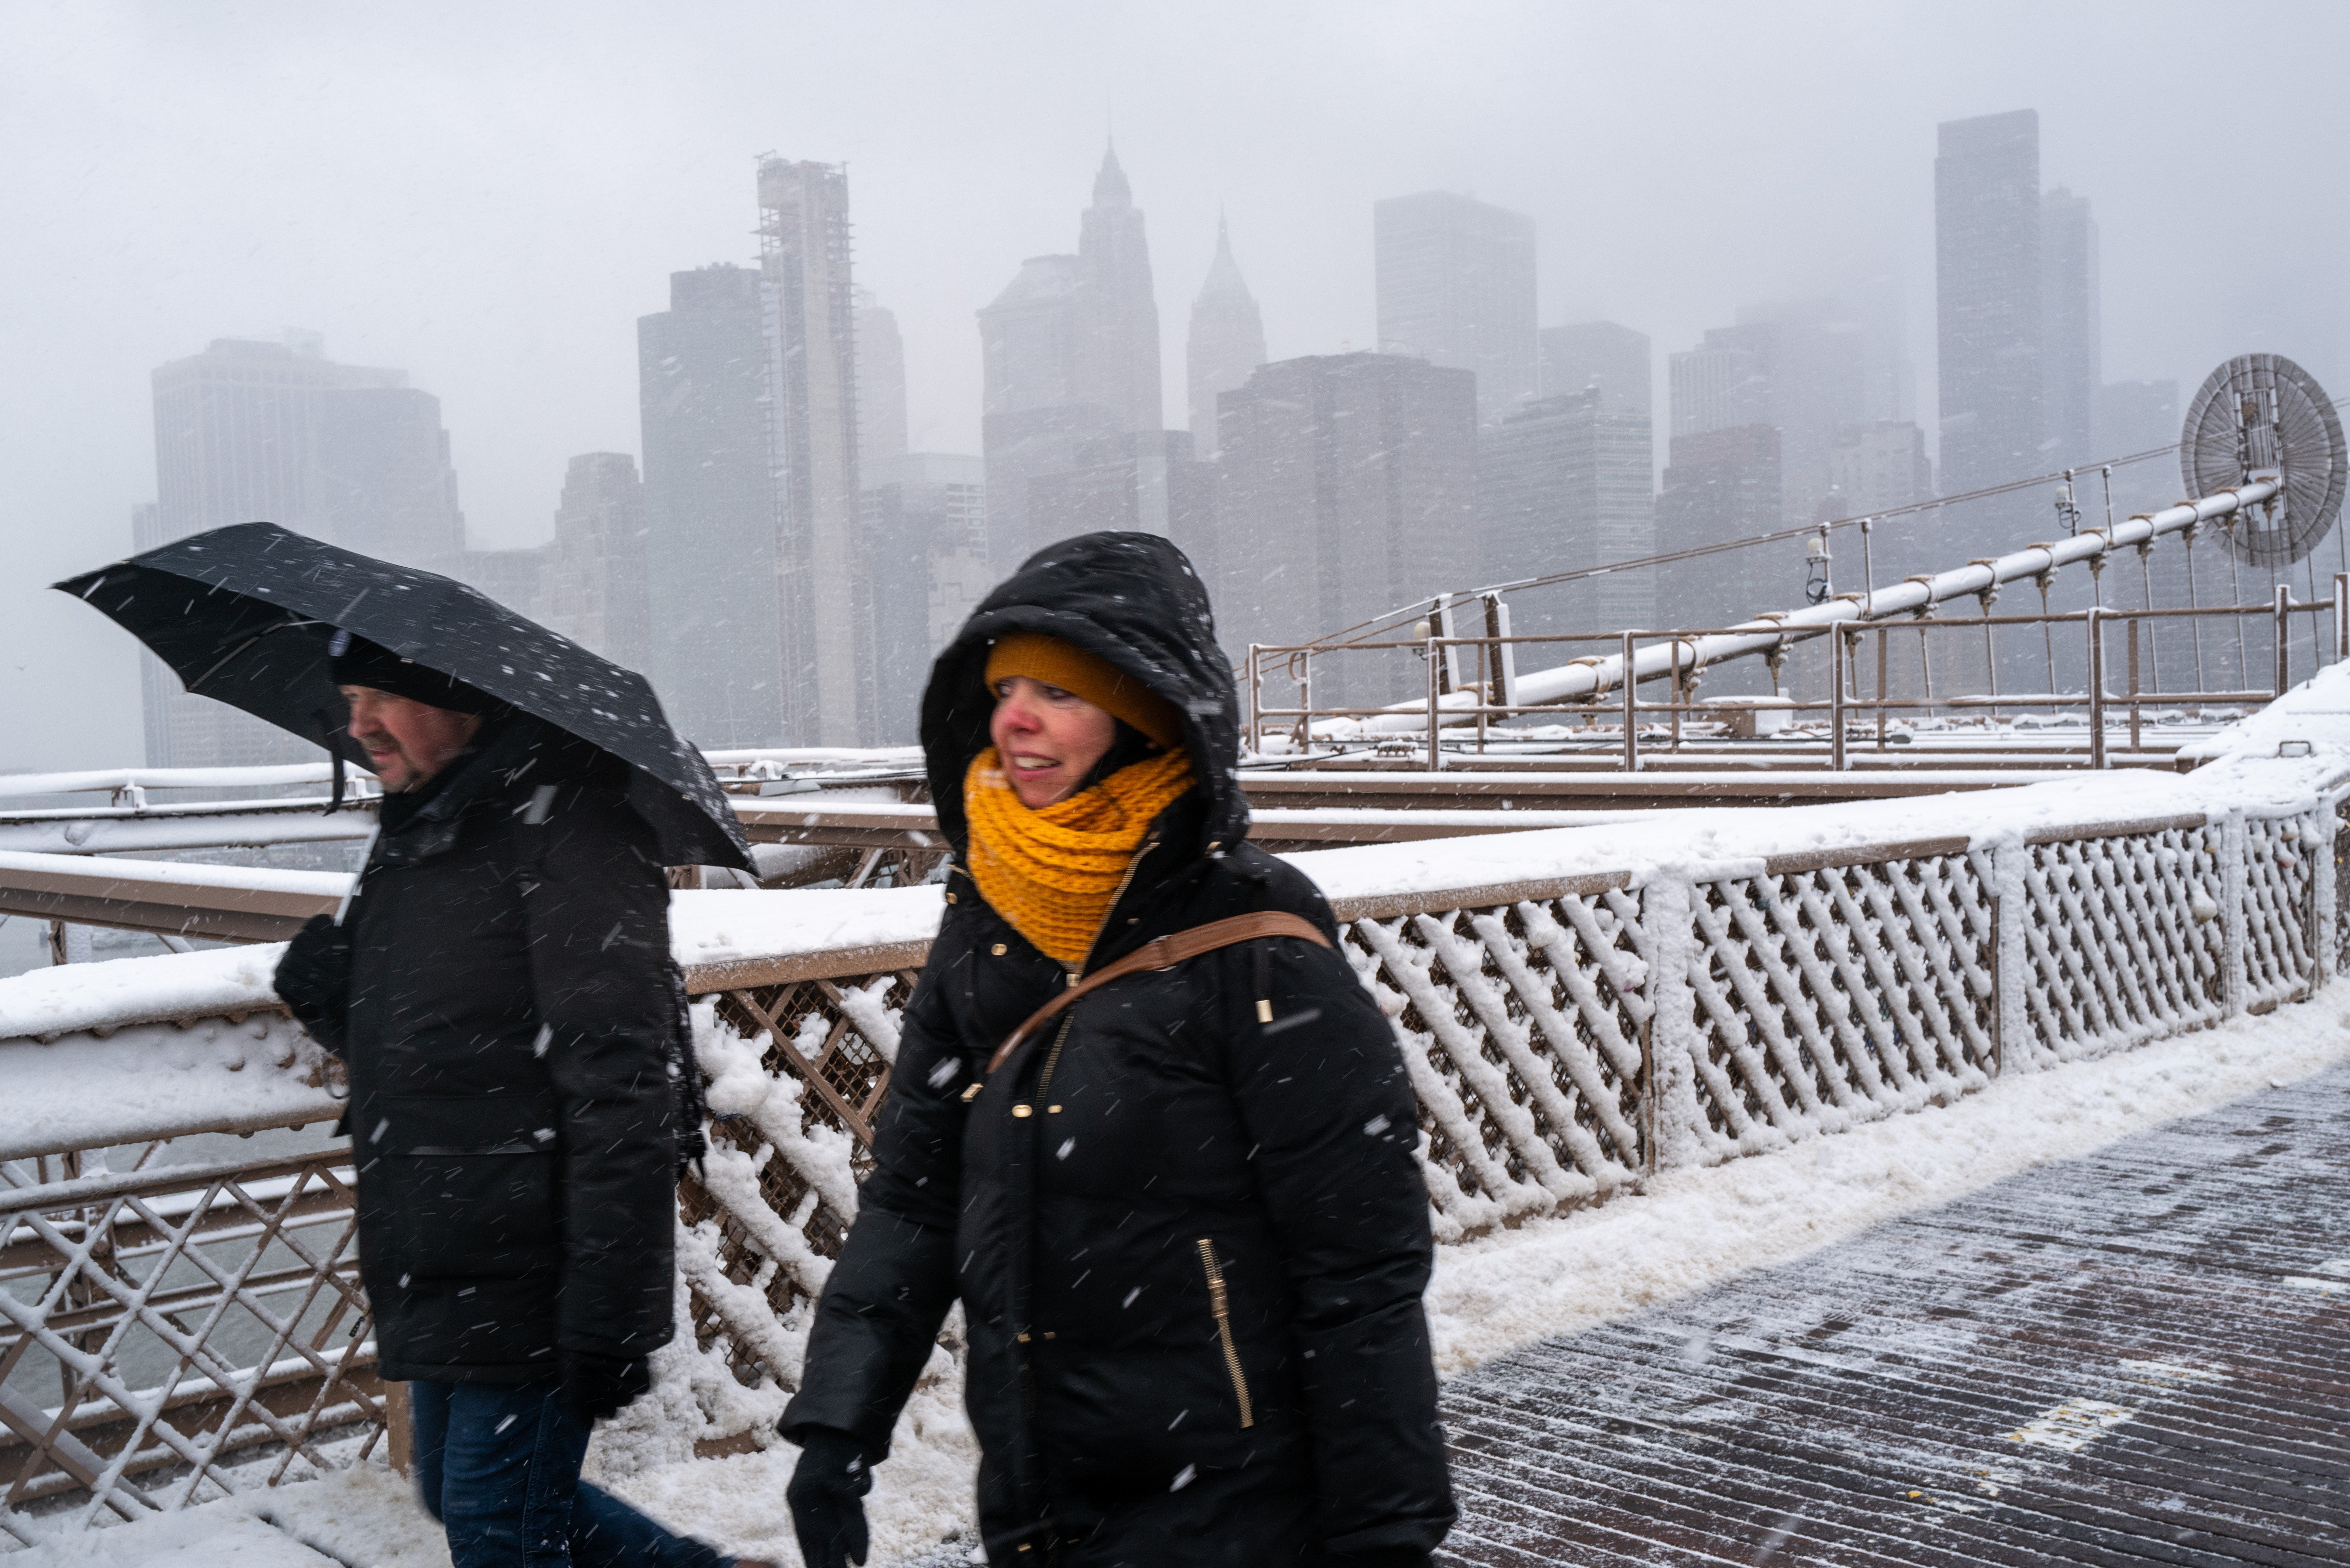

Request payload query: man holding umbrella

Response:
[59,527,768,1568]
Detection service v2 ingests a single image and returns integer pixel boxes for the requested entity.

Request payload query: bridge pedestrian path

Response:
[1438,1061,2350,1567]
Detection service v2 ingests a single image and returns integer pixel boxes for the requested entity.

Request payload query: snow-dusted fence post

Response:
[2220,806,2249,1019]
[1641,871,1707,1173]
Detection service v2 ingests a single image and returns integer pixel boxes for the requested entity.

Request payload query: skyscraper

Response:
[541,453,650,670]
[861,453,986,743]
[979,254,1110,569]
[1827,422,1935,519]
[1214,353,1478,693]
[1073,145,1162,435]
[638,264,784,748]
[1937,109,2043,542]
[1186,216,1266,459]
[980,149,1167,569]
[144,333,465,766]
[758,156,875,748]
[1028,432,1218,580]
[1373,191,1537,423]
[1669,324,1775,437]
[1656,425,1782,634]
[1476,389,1655,639]
[856,289,909,482]
[2041,187,2101,474]
[1737,300,1869,525]
[1539,322,1651,418]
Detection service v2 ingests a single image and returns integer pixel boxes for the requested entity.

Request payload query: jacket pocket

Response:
[1196,1237,1255,1429]
[379,1095,561,1281]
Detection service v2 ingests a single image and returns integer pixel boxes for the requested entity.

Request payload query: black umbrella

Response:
[54,522,753,870]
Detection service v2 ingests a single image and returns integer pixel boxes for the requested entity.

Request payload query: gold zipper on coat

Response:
[1032,836,1157,1104]
[1196,1237,1255,1428]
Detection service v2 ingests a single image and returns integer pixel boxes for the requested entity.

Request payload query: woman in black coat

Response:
[781,533,1455,1566]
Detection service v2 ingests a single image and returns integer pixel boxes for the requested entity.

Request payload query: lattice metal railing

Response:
[3,789,2342,1539]
[0,1147,378,1545]
[1679,843,1998,1160]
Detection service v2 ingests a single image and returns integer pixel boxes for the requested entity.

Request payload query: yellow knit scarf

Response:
[964,747,1195,966]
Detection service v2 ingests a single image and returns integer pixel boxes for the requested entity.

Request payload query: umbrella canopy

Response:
[54,522,752,870]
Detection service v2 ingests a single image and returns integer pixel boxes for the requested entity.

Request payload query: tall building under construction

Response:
[758,156,875,749]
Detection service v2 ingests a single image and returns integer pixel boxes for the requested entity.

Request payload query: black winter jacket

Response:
[275,719,679,1382]
[781,533,1456,1564]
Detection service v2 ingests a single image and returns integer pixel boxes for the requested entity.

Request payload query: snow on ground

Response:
[1422,977,2350,1375]
[7,1464,446,1568]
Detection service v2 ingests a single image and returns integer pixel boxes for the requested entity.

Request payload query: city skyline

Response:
[9,1,2343,770]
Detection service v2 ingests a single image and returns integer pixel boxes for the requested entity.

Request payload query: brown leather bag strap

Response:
[987,912,1332,1074]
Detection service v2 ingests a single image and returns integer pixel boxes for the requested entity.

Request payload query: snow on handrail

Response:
[0,764,348,798]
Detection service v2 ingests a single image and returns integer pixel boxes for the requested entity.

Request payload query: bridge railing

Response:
[3,748,2344,1540]
[1245,584,2347,769]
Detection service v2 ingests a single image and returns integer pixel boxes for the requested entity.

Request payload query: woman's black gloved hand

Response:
[560,1349,651,1422]
[1325,1549,1432,1568]
[786,1427,874,1568]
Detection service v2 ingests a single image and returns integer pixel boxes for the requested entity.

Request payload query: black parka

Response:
[781,533,1456,1564]
[275,719,679,1382]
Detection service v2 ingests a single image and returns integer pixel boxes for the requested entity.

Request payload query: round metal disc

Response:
[2180,353,2345,566]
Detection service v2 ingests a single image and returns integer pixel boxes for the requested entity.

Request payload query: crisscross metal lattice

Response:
[1683,849,1997,1156]
[0,1149,377,1544]
[2018,822,2228,1063]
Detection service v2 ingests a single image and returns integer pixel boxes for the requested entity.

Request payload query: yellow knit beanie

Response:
[984,633,1183,749]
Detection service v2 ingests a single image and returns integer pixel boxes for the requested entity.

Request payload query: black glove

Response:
[272,914,353,1057]
[1325,1550,1432,1568]
[786,1426,874,1568]
[560,1350,651,1422]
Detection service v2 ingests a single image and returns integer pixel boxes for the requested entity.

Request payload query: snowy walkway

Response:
[1436,1061,2350,1566]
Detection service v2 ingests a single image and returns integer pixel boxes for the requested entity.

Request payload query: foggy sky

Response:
[6,0,2345,771]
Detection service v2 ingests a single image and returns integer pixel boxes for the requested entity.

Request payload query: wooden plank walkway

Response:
[1439,1061,2350,1567]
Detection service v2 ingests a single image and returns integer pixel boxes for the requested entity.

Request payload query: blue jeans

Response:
[409,1380,734,1568]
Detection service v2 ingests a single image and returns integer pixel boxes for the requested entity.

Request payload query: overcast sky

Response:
[5,0,2344,771]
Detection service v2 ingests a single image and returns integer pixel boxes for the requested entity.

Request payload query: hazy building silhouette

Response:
[856,289,909,480]
[540,453,649,670]
[1186,216,1266,459]
[1374,191,1537,423]
[2041,187,2101,473]
[980,404,1119,572]
[759,156,875,748]
[437,546,548,617]
[862,453,986,743]
[1539,322,1651,418]
[1937,109,2044,543]
[1670,324,1775,437]
[981,149,1168,569]
[1740,301,1872,526]
[143,333,465,766]
[1074,145,1162,435]
[638,264,783,748]
[1828,422,1935,518]
[1657,424,1781,633]
[1477,389,1655,640]
[1029,431,1218,580]
[1214,353,1478,697]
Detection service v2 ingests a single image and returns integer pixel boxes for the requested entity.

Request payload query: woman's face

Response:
[989,675,1117,809]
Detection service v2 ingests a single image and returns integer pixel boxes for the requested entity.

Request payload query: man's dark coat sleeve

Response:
[522,783,679,1359]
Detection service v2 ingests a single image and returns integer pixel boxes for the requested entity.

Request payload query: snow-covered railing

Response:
[4,701,2347,1536]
